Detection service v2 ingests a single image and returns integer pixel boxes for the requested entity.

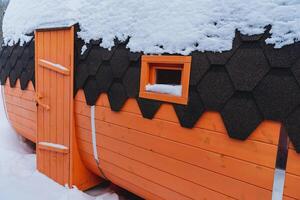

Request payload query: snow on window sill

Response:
[145,84,182,97]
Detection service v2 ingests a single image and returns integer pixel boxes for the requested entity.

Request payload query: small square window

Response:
[139,55,191,105]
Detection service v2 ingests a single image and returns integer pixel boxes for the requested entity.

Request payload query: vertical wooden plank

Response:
[69,26,75,186]
[63,29,70,184]
[56,30,64,185]
[49,31,57,181]
[44,31,50,176]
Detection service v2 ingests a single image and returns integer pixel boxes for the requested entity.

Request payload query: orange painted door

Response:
[35,27,74,186]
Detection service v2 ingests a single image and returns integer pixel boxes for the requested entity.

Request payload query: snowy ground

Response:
[0,87,119,200]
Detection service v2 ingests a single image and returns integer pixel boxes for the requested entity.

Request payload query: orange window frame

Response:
[139,55,192,105]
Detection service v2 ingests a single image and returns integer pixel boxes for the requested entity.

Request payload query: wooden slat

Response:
[75,117,275,191]
[284,172,300,199]
[8,111,36,131]
[56,29,65,185]
[10,121,36,142]
[80,152,192,200]
[4,85,36,101]
[6,103,36,122]
[38,59,70,75]
[5,94,36,112]
[75,91,280,146]
[38,143,69,154]
[79,141,233,200]
[76,127,272,199]
[286,149,300,176]
[74,99,277,169]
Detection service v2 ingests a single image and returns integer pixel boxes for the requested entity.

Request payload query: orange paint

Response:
[139,55,191,105]
[35,27,101,189]
[2,24,300,199]
[73,92,291,199]
[3,79,37,142]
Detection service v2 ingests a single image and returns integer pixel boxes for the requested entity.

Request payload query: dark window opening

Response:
[155,69,182,85]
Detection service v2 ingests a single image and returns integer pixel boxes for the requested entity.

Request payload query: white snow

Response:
[0,87,119,200]
[3,0,300,54]
[146,84,182,96]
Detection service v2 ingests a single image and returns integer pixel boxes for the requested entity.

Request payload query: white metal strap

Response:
[91,106,99,162]
[90,105,107,179]
[272,126,289,200]
[272,168,286,200]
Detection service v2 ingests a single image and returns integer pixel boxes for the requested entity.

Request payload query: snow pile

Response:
[146,84,182,96]
[0,87,119,200]
[3,0,300,54]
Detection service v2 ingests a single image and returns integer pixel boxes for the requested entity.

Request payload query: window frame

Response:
[139,55,192,105]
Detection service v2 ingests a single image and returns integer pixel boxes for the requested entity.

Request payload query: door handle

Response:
[35,93,50,110]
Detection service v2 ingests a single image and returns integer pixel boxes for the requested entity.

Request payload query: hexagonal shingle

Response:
[226,45,270,91]
[173,91,205,128]
[264,42,300,68]
[221,92,263,140]
[123,67,141,98]
[95,63,113,93]
[108,83,128,111]
[137,98,162,119]
[85,46,103,76]
[83,78,100,106]
[74,62,89,91]
[253,70,300,121]
[110,46,130,78]
[291,58,300,86]
[189,51,210,86]
[197,67,234,111]
[284,106,300,153]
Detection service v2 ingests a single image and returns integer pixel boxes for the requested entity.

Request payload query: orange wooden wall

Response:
[3,79,37,142]
[74,89,300,200]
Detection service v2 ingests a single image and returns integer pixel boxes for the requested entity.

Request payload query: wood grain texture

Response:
[74,91,296,200]
[3,80,37,142]
[35,27,101,189]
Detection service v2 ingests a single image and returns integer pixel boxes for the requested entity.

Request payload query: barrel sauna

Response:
[1,25,300,199]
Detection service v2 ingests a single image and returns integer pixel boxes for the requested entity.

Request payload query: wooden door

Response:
[35,27,74,185]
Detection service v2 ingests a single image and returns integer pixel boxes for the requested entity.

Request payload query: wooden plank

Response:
[4,84,36,101]
[10,121,36,142]
[75,119,275,191]
[6,103,36,122]
[56,29,64,185]
[8,111,36,131]
[74,100,277,168]
[38,59,70,75]
[49,30,58,182]
[80,152,192,200]
[286,149,300,176]
[75,91,280,146]
[78,140,234,200]
[284,173,300,199]
[63,29,70,184]
[38,142,69,154]
[76,128,272,199]
[4,94,36,112]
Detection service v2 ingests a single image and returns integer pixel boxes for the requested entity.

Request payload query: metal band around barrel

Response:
[272,126,289,200]
[91,105,108,180]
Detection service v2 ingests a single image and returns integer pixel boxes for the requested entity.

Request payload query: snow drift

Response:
[3,0,300,54]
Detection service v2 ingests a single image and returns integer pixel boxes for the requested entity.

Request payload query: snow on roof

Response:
[3,0,300,54]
